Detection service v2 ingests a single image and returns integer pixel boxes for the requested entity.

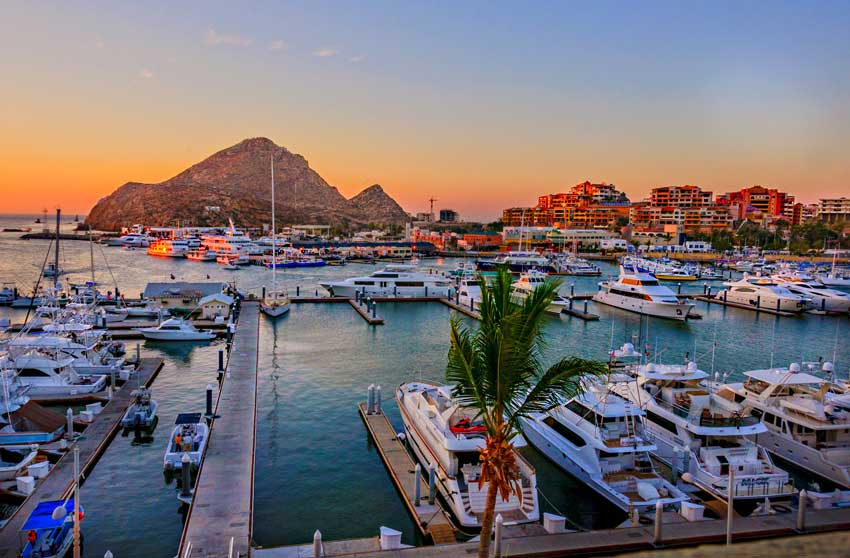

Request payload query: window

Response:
[19,368,50,377]
[354,281,375,285]
[543,416,587,447]
[645,410,679,434]
[395,281,425,287]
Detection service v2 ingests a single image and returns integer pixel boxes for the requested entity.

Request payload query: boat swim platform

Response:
[357,402,457,545]
[0,357,165,557]
[253,506,850,558]
[179,301,260,558]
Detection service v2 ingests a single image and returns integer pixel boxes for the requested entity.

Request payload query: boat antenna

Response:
[769,317,778,368]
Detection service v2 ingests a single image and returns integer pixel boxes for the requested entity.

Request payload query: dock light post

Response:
[707,285,712,297]
[428,463,436,505]
[374,385,382,414]
[181,454,192,498]
[414,463,422,506]
[653,500,663,545]
[218,349,224,371]
[296,286,300,297]
[756,295,761,309]
[494,514,504,558]
[583,300,589,314]
[726,468,735,545]
[367,384,375,414]
[204,384,219,420]
[797,490,808,532]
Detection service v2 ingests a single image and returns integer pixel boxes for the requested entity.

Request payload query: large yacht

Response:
[135,318,216,341]
[147,238,189,258]
[715,276,808,312]
[320,265,453,298]
[553,256,600,276]
[200,220,254,255]
[396,382,539,528]
[475,251,556,274]
[117,232,152,247]
[521,375,689,513]
[511,271,569,314]
[455,273,483,311]
[718,363,850,488]
[0,353,107,396]
[612,361,795,510]
[770,278,850,313]
[592,265,695,320]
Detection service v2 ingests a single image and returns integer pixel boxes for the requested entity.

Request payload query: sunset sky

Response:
[2,1,849,221]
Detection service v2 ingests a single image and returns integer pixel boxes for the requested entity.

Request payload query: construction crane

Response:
[428,197,438,222]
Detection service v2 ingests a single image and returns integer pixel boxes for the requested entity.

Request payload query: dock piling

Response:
[374,385,382,414]
[313,530,323,558]
[66,408,74,440]
[494,514,504,558]
[797,490,808,532]
[372,302,377,319]
[428,463,436,505]
[218,349,224,371]
[414,464,422,506]
[583,300,589,314]
[367,384,375,414]
[136,343,141,363]
[653,501,663,545]
[727,468,735,545]
[181,454,192,498]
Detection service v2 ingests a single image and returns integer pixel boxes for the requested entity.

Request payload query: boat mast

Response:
[271,154,276,303]
[89,228,95,284]
[54,208,60,289]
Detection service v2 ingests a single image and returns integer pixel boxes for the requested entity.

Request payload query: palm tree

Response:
[446,267,608,558]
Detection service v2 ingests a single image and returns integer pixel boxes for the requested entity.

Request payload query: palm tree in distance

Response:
[446,266,608,558]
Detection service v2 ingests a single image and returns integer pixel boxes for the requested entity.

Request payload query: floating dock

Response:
[347,299,385,324]
[0,358,165,556]
[357,403,456,545]
[439,298,481,320]
[179,301,260,558]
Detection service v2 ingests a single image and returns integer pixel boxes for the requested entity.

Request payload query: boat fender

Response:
[27,530,36,544]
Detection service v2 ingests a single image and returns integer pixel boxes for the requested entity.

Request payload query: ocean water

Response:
[1,214,848,556]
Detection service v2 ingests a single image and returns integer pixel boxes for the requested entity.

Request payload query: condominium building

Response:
[716,185,794,220]
[630,185,731,233]
[819,197,850,224]
[503,181,630,228]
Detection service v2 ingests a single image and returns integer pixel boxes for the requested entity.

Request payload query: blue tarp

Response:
[21,499,75,531]
[175,413,202,425]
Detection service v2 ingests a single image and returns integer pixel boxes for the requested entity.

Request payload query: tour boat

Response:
[261,155,292,319]
[135,318,215,341]
[147,239,189,258]
[20,499,81,558]
[163,413,208,470]
[520,376,690,513]
[718,362,850,488]
[715,276,808,313]
[186,249,216,262]
[120,388,159,430]
[511,271,569,314]
[612,361,795,510]
[475,251,556,274]
[320,265,453,298]
[592,265,695,320]
[200,219,254,255]
[771,279,850,313]
[396,382,540,528]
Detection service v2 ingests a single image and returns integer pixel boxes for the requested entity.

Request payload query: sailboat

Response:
[261,154,291,318]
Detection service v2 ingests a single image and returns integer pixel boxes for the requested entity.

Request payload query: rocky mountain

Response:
[85,138,410,231]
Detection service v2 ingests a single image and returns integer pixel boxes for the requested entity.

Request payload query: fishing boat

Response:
[163,413,208,470]
[396,381,540,528]
[0,352,107,396]
[520,375,690,513]
[511,271,569,314]
[20,499,81,558]
[0,447,40,481]
[120,388,158,430]
[134,318,215,341]
[593,264,695,320]
[261,155,292,318]
[718,362,850,488]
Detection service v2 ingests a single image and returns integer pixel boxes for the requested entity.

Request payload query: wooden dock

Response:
[562,298,600,321]
[179,302,260,558]
[348,299,385,325]
[439,298,481,320]
[357,403,456,545]
[694,295,796,317]
[0,358,165,557]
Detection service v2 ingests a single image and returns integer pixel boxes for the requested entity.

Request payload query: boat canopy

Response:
[638,361,709,381]
[175,413,202,425]
[22,499,77,531]
[744,368,824,386]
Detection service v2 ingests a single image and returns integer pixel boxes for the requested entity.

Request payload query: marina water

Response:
[1,215,847,556]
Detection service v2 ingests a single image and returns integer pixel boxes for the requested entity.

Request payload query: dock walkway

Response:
[694,295,796,316]
[357,403,456,545]
[0,358,165,557]
[179,302,260,558]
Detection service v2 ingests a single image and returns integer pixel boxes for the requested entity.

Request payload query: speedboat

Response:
[592,265,695,320]
[120,388,158,430]
[772,279,850,313]
[612,361,795,511]
[396,382,540,528]
[511,271,568,314]
[716,276,808,313]
[521,375,689,513]
[20,499,80,558]
[118,232,152,247]
[718,362,850,488]
[135,318,215,341]
[320,265,453,298]
[163,413,208,470]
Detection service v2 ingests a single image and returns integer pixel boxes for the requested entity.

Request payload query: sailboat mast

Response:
[271,154,276,301]
[54,208,60,289]
[89,228,95,284]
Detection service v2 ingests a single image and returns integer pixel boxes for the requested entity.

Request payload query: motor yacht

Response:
[163,413,208,470]
[553,256,601,276]
[216,251,250,266]
[117,232,152,247]
[200,219,254,255]
[186,248,216,262]
[135,318,215,341]
[511,271,568,314]
[147,238,189,258]
[320,265,453,298]
[476,251,556,274]
[612,361,795,510]
[771,278,850,313]
[520,375,689,513]
[716,276,808,313]
[718,362,850,488]
[592,265,695,320]
[396,382,539,528]
[455,273,483,311]
[0,353,107,396]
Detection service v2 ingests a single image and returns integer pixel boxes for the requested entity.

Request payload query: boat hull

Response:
[592,290,693,320]
[137,330,215,341]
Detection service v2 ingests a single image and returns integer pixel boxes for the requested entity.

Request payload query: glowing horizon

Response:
[2,2,849,221]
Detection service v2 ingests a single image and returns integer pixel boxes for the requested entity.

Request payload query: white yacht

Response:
[118,232,152,247]
[593,265,695,320]
[718,363,850,489]
[0,353,106,396]
[716,276,808,313]
[6,335,126,377]
[511,271,569,314]
[476,251,556,274]
[163,413,209,470]
[521,376,689,513]
[396,382,540,528]
[555,256,600,276]
[320,265,453,298]
[186,248,216,262]
[612,361,795,510]
[456,274,483,311]
[771,278,850,313]
[135,318,216,341]
[147,238,189,258]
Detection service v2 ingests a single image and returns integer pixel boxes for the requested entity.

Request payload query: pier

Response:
[179,301,260,558]
[694,294,796,317]
[0,358,165,556]
[357,403,456,545]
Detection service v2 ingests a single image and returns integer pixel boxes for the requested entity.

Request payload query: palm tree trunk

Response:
[477,479,500,558]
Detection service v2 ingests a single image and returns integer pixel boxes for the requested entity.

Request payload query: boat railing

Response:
[652,397,759,427]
